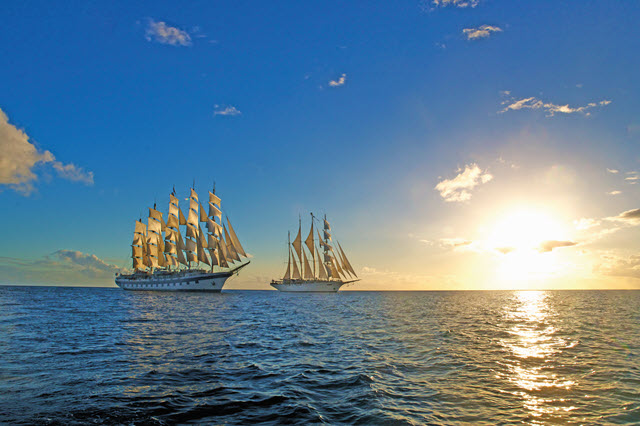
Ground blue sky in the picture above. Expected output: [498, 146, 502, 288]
[1, 0, 640, 289]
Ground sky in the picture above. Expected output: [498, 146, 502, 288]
[1, 0, 640, 290]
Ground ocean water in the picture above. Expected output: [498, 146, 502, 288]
[1, 287, 639, 425]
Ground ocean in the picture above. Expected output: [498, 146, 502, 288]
[1, 287, 639, 425]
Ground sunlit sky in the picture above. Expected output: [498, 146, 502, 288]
[1, 1, 640, 289]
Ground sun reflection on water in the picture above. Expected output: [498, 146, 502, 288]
[499, 291, 577, 423]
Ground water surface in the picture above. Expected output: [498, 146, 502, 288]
[1, 287, 639, 424]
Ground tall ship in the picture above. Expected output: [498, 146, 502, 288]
[115, 185, 249, 291]
[270, 214, 359, 292]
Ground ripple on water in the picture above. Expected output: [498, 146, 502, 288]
[0, 288, 639, 425]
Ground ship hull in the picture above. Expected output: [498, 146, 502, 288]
[270, 280, 345, 293]
[115, 270, 233, 292]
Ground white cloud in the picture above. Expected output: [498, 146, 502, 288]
[0, 108, 93, 194]
[429, 0, 479, 8]
[434, 163, 493, 202]
[213, 105, 242, 116]
[499, 96, 611, 117]
[606, 168, 619, 174]
[329, 74, 347, 87]
[607, 208, 640, 224]
[607, 190, 622, 195]
[145, 19, 192, 46]
[463, 25, 502, 40]
[0, 250, 125, 286]
[594, 253, 640, 279]
[574, 218, 601, 230]
[52, 250, 125, 277]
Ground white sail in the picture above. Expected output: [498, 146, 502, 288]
[292, 223, 302, 264]
[227, 218, 247, 257]
[329, 257, 340, 279]
[207, 218, 222, 235]
[170, 193, 179, 206]
[199, 203, 208, 222]
[166, 214, 179, 229]
[186, 251, 198, 263]
[196, 232, 210, 265]
[132, 233, 144, 246]
[149, 208, 166, 230]
[283, 246, 292, 280]
[135, 221, 147, 234]
[303, 250, 313, 279]
[133, 257, 145, 269]
[185, 238, 197, 253]
[316, 244, 328, 280]
[186, 224, 198, 239]
[209, 191, 221, 206]
[209, 202, 222, 219]
[190, 188, 199, 201]
[187, 209, 199, 227]
[291, 252, 301, 280]
[148, 217, 162, 234]
[223, 225, 241, 261]
[305, 223, 315, 259]
[132, 245, 143, 258]
[164, 241, 177, 254]
[176, 243, 188, 266]
[217, 239, 229, 268]
[338, 242, 357, 277]
[324, 219, 331, 230]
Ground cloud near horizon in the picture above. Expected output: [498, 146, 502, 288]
[435, 163, 493, 202]
[0, 250, 125, 286]
[145, 19, 192, 46]
[463, 25, 502, 40]
[500, 96, 611, 117]
[0, 108, 93, 194]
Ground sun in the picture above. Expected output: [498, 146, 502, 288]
[484, 207, 570, 286]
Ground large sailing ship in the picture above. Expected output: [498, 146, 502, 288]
[115, 186, 249, 291]
[270, 214, 359, 292]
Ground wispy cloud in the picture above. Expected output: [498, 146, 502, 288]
[500, 95, 611, 117]
[435, 163, 493, 202]
[213, 105, 242, 116]
[145, 19, 192, 46]
[426, 0, 479, 9]
[538, 240, 578, 253]
[607, 208, 640, 224]
[606, 168, 619, 174]
[0, 108, 93, 195]
[463, 25, 502, 40]
[329, 74, 347, 87]
[594, 253, 640, 279]
[607, 190, 622, 196]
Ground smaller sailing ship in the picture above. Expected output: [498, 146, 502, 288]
[271, 214, 359, 292]
[115, 185, 249, 291]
